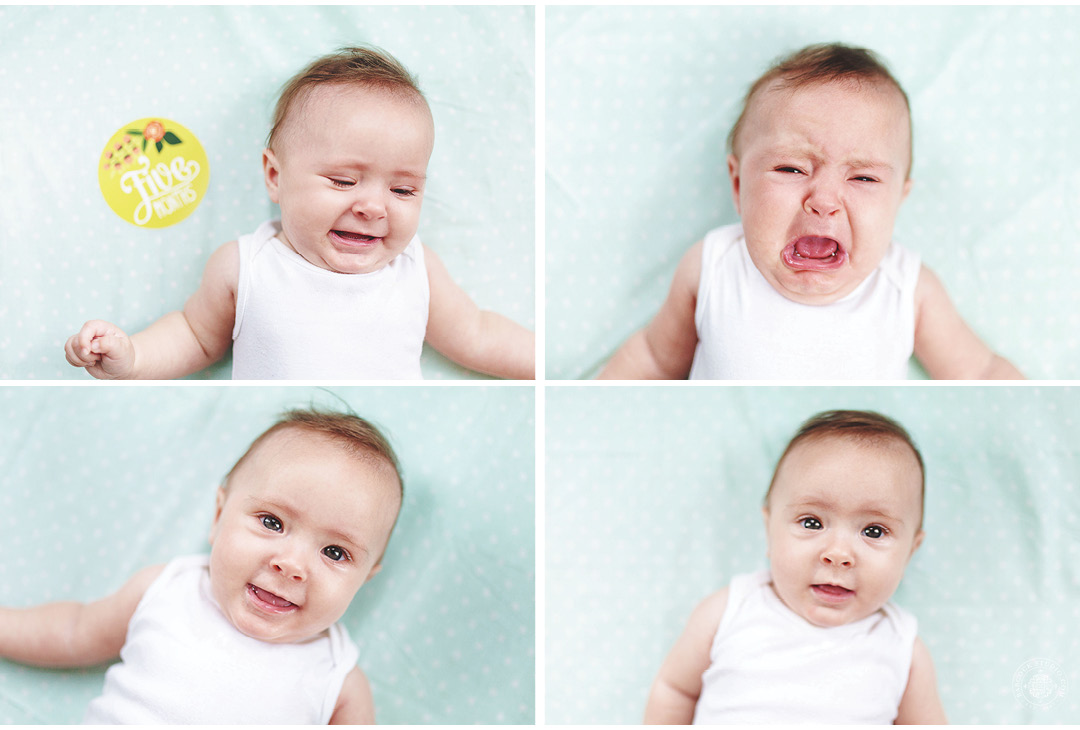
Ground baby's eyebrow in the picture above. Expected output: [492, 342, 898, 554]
[846, 158, 894, 171]
[769, 146, 894, 172]
[329, 159, 427, 182]
[326, 526, 369, 555]
[792, 498, 905, 526]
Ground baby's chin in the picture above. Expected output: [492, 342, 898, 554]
[766, 266, 862, 306]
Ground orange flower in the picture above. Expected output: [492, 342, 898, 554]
[143, 121, 166, 144]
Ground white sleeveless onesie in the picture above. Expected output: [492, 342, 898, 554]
[83, 554, 359, 724]
[688, 224, 921, 380]
[693, 570, 917, 724]
[231, 220, 429, 380]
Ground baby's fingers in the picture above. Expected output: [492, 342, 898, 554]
[64, 333, 100, 367]
[87, 334, 136, 379]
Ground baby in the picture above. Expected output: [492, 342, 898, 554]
[0, 408, 402, 723]
[65, 46, 534, 380]
[600, 43, 1022, 380]
[644, 410, 947, 724]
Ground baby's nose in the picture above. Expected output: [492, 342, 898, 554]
[352, 186, 387, 218]
[821, 541, 854, 567]
[804, 180, 842, 217]
[272, 556, 306, 581]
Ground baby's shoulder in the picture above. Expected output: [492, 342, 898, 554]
[685, 586, 731, 638]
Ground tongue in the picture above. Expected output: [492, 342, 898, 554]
[795, 236, 838, 259]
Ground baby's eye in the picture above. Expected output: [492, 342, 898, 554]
[800, 517, 823, 530]
[775, 166, 804, 175]
[322, 545, 350, 562]
[328, 178, 354, 189]
[862, 525, 887, 539]
[260, 514, 283, 532]
[851, 175, 880, 183]
[391, 187, 417, 197]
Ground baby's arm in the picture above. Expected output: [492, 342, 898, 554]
[644, 587, 728, 725]
[64, 241, 239, 379]
[598, 240, 702, 380]
[424, 246, 535, 379]
[330, 666, 376, 724]
[0, 564, 162, 668]
[912, 265, 1023, 380]
[894, 636, 948, 724]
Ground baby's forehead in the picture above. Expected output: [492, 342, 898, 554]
[788, 431, 918, 468]
[241, 427, 399, 488]
[778, 435, 923, 505]
[748, 79, 908, 146]
[284, 82, 429, 131]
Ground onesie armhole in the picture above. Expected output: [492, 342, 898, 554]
[232, 234, 251, 342]
[706, 572, 757, 662]
[322, 623, 362, 723]
[882, 601, 919, 687]
[693, 225, 742, 333]
[412, 236, 431, 316]
[231, 229, 274, 342]
[693, 235, 715, 333]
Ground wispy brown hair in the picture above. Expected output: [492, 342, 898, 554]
[267, 45, 427, 152]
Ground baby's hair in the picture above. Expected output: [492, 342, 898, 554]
[224, 407, 404, 499]
[728, 42, 912, 176]
[765, 410, 925, 522]
[267, 45, 427, 152]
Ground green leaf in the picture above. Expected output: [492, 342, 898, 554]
[126, 129, 143, 136]
[163, 132, 182, 145]
[142, 138, 148, 151]
[155, 141, 164, 153]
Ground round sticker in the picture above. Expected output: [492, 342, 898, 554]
[98, 118, 210, 228]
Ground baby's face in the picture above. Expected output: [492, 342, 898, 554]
[729, 79, 912, 305]
[762, 436, 924, 628]
[208, 428, 401, 644]
[263, 84, 434, 274]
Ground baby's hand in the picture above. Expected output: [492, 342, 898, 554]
[64, 320, 136, 379]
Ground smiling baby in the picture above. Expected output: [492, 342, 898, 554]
[0, 408, 401, 723]
[66, 46, 534, 380]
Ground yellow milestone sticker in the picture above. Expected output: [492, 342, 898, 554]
[99, 118, 210, 228]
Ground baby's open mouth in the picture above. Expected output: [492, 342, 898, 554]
[783, 236, 847, 271]
[248, 584, 298, 611]
[811, 583, 854, 603]
[331, 230, 380, 244]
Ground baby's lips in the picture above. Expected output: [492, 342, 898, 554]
[782, 236, 848, 271]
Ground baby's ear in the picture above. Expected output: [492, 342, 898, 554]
[263, 148, 282, 204]
[910, 528, 925, 555]
[901, 177, 913, 203]
[760, 507, 768, 557]
[727, 154, 742, 215]
[365, 562, 383, 582]
[208, 486, 227, 545]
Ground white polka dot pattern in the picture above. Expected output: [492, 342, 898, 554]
[0, 6, 533, 380]
[0, 386, 534, 723]
[546, 6, 1080, 379]
[546, 385, 1080, 723]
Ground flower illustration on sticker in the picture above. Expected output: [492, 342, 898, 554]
[125, 120, 184, 154]
[143, 121, 165, 143]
